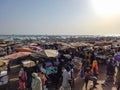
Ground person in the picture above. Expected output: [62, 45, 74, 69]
[18, 68, 27, 90]
[26, 69, 32, 90]
[116, 65, 120, 90]
[102, 59, 115, 86]
[91, 60, 99, 77]
[90, 74, 98, 89]
[80, 66, 85, 78]
[84, 70, 90, 90]
[6, 46, 9, 55]
[90, 51, 95, 65]
[38, 72, 47, 90]
[35, 61, 40, 73]
[62, 65, 72, 90]
[7, 63, 11, 75]
[31, 73, 42, 90]
[106, 59, 115, 82]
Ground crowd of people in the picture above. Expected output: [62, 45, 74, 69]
[1, 40, 120, 90]
[18, 52, 75, 90]
[16, 45, 120, 90]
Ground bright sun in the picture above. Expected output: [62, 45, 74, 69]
[91, 0, 120, 16]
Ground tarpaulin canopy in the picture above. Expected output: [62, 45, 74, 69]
[0, 60, 5, 67]
[70, 42, 87, 47]
[45, 49, 58, 57]
[30, 43, 38, 46]
[0, 44, 7, 47]
[15, 47, 34, 53]
[30, 49, 58, 59]
[5, 52, 32, 60]
[60, 43, 75, 50]
[29, 46, 42, 51]
[94, 42, 112, 46]
[29, 51, 46, 61]
[22, 60, 36, 68]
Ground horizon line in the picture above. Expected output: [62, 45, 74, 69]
[0, 34, 120, 36]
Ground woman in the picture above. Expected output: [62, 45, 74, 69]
[31, 73, 42, 90]
[91, 60, 99, 88]
[91, 60, 99, 77]
[38, 72, 47, 90]
[18, 68, 27, 90]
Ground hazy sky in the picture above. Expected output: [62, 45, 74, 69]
[0, 0, 120, 35]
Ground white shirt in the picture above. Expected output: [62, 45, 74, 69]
[62, 70, 71, 88]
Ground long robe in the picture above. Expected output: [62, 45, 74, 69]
[31, 73, 42, 90]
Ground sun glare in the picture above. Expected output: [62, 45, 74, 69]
[91, 0, 120, 16]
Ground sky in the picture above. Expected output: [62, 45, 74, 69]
[0, 0, 120, 35]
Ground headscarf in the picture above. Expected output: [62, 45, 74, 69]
[31, 73, 42, 90]
[91, 60, 98, 74]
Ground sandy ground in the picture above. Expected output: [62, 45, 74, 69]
[0, 64, 118, 90]
[74, 64, 117, 90]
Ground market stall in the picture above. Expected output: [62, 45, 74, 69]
[0, 60, 9, 88]
[4, 52, 32, 65]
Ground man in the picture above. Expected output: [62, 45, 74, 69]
[116, 65, 120, 90]
[62, 65, 72, 90]
[84, 70, 90, 90]
[106, 59, 115, 81]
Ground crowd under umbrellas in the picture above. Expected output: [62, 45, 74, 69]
[0, 37, 120, 90]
